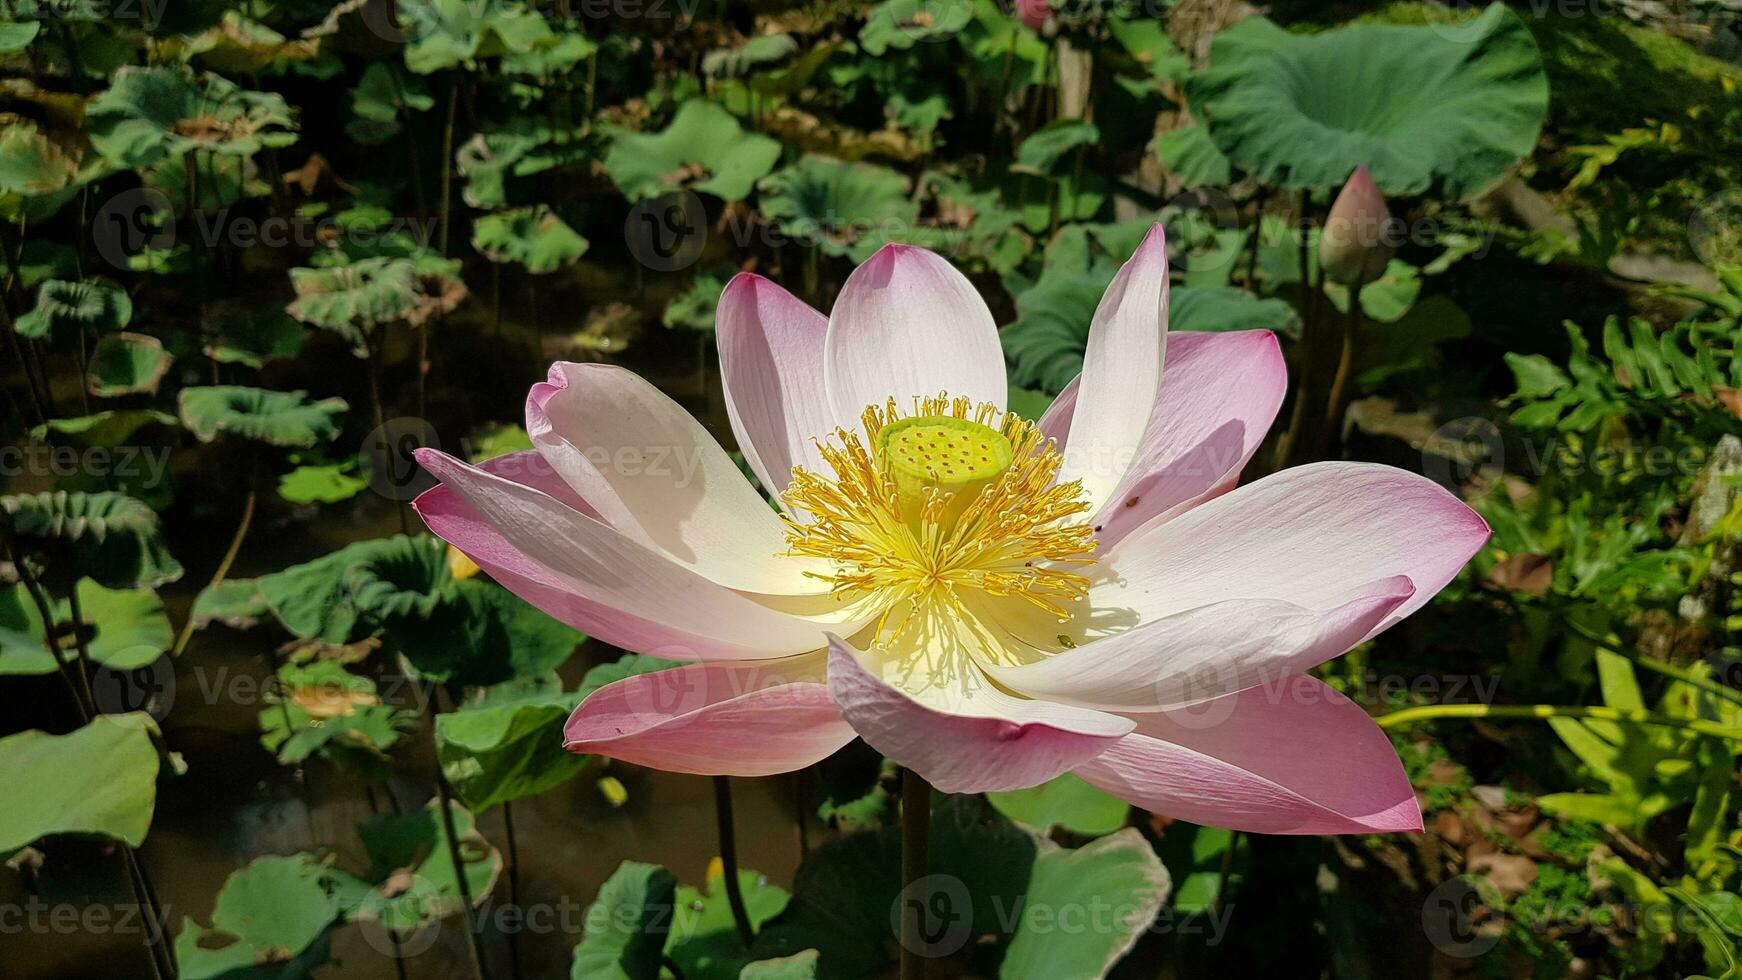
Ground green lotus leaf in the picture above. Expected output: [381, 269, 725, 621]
[188, 577, 268, 632]
[752, 795, 1037, 973]
[740, 951, 820, 979]
[666, 864, 791, 980]
[174, 854, 342, 980]
[664, 266, 735, 333]
[287, 256, 421, 338]
[87, 66, 298, 169]
[1106, 13, 1190, 85]
[86, 332, 173, 397]
[0, 580, 170, 675]
[0, 120, 84, 221]
[859, 0, 974, 56]
[703, 34, 798, 78]
[0, 21, 40, 53]
[1186, 5, 1547, 197]
[4, 490, 183, 590]
[1154, 823, 1247, 913]
[203, 305, 305, 367]
[1000, 223, 1124, 394]
[501, 27, 598, 77]
[256, 536, 412, 642]
[14, 277, 132, 343]
[338, 799, 503, 931]
[343, 533, 455, 622]
[467, 423, 534, 461]
[29, 409, 176, 447]
[1171, 285, 1301, 338]
[759, 155, 917, 262]
[175, 11, 323, 76]
[179, 386, 347, 448]
[399, 0, 552, 74]
[1005, 385, 1055, 423]
[576, 653, 681, 703]
[987, 773, 1130, 837]
[998, 829, 1170, 979]
[471, 205, 589, 274]
[571, 861, 680, 980]
[1153, 121, 1231, 188]
[259, 661, 414, 765]
[604, 100, 781, 203]
[0, 713, 161, 851]
[1016, 119, 1099, 173]
[436, 682, 589, 811]
[278, 463, 368, 505]
[346, 62, 433, 145]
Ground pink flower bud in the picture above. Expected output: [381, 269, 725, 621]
[1016, 0, 1050, 31]
[1320, 165, 1397, 287]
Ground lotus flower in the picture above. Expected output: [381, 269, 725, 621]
[412, 227, 1488, 834]
[1320, 165, 1398, 287]
[1016, 0, 1051, 31]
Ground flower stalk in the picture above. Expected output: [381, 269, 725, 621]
[713, 775, 757, 949]
[900, 768, 932, 980]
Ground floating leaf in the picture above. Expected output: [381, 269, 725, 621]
[87, 66, 298, 169]
[259, 661, 413, 765]
[571, 861, 679, 980]
[987, 773, 1130, 837]
[1186, 5, 1547, 197]
[3, 490, 183, 591]
[0, 580, 171, 676]
[0, 713, 161, 851]
[604, 100, 781, 203]
[175, 854, 341, 980]
[14, 278, 132, 342]
[179, 386, 347, 448]
[471, 206, 589, 274]
[86, 332, 173, 397]
[0, 119, 83, 221]
[278, 463, 368, 504]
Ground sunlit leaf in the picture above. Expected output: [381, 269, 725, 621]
[0, 713, 161, 851]
[604, 100, 781, 203]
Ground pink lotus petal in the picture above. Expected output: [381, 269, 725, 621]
[412, 448, 831, 660]
[1075, 675, 1422, 834]
[1039, 330, 1288, 547]
[983, 576, 1414, 711]
[564, 653, 854, 776]
[825, 244, 1005, 423]
[716, 273, 838, 499]
[1058, 224, 1169, 514]
[1095, 461, 1489, 634]
[527, 362, 827, 594]
[825, 637, 1132, 794]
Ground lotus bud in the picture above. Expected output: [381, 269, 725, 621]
[1320, 165, 1397, 287]
[1016, 0, 1050, 31]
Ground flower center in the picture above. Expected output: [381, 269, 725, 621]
[782, 393, 1097, 640]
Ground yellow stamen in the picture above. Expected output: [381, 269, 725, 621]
[781, 393, 1097, 643]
